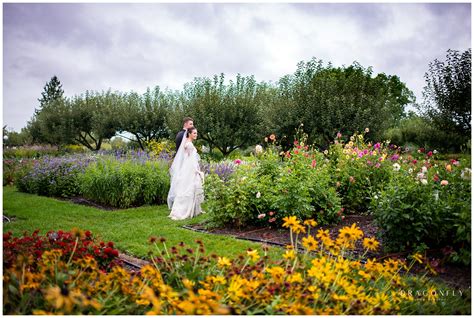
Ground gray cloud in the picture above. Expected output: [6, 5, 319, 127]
[3, 3, 471, 131]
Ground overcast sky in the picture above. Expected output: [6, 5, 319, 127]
[3, 2, 471, 131]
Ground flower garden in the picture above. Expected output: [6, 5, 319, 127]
[3, 130, 471, 314]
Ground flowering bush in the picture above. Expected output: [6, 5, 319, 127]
[370, 157, 471, 265]
[204, 137, 342, 228]
[78, 157, 170, 208]
[328, 131, 394, 212]
[146, 139, 175, 159]
[3, 158, 36, 186]
[3, 224, 470, 315]
[16, 155, 95, 197]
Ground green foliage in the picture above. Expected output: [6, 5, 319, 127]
[69, 90, 122, 151]
[328, 132, 394, 212]
[16, 157, 86, 198]
[420, 48, 471, 150]
[118, 86, 172, 150]
[3, 159, 35, 186]
[182, 74, 266, 156]
[370, 161, 471, 265]
[386, 111, 470, 153]
[78, 158, 170, 208]
[270, 58, 414, 149]
[203, 140, 341, 228]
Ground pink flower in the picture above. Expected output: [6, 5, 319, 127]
[440, 180, 449, 186]
[234, 159, 242, 165]
[373, 143, 381, 150]
[258, 213, 266, 219]
[269, 211, 275, 216]
[336, 132, 342, 139]
[427, 151, 433, 157]
[311, 159, 316, 168]
[269, 218, 276, 223]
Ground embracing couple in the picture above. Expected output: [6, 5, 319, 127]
[167, 117, 205, 220]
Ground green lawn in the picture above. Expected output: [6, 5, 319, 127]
[3, 186, 281, 259]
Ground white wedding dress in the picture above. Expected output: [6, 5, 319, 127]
[167, 136, 204, 220]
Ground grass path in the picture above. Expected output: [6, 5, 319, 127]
[3, 186, 278, 259]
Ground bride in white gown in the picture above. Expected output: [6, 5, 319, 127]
[167, 127, 204, 220]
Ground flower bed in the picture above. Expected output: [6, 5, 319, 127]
[3, 223, 470, 315]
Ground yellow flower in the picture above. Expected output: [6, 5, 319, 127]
[303, 219, 317, 227]
[302, 236, 318, 251]
[291, 224, 306, 234]
[411, 253, 424, 264]
[44, 285, 81, 313]
[427, 287, 439, 303]
[316, 228, 330, 241]
[282, 216, 299, 228]
[211, 275, 227, 285]
[358, 270, 371, 280]
[383, 259, 399, 272]
[287, 273, 303, 284]
[267, 266, 286, 282]
[363, 237, 380, 251]
[217, 256, 231, 268]
[338, 223, 364, 242]
[246, 249, 260, 262]
[283, 249, 296, 260]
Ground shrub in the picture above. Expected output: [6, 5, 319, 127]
[3, 159, 36, 186]
[204, 141, 341, 228]
[16, 155, 94, 197]
[78, 158, 170, 208]
[370, 159, 471, 265]
[328, 132, 394, 212]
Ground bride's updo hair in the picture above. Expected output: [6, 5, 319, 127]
[186, 127, 197, 137]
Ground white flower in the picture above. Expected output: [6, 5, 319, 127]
[461, 168, 471, 180]
[365, 127, 370, 133]
[255, 145, 263, 154]
[201, 145, 210, 153]
[374, 195, 379, 200]
[408, 168, 413, 173]
[433, 190, 439, 201]
[393, 163, 401, 171]
[256, 192, 261, 199]
[421, 179, 428, 185]
[433, 150, 438, 154]
[421, 166, 428, 174]
[324, 150, 328, 155]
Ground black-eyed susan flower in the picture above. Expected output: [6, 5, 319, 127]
[282, 216, 299, 228]
[363, 237, 380, 251]
[302, 236, 318, 251]
[246, 249, 260, 262]
[217, 256, 231, 268]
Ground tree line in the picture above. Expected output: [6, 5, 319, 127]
[5, 50, 471, 154]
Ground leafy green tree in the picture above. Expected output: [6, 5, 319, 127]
[117, 87, 171, 150]
[69, 90, 121, 151]
[37, 75, 64, 114]
[271, 58, 414, 149]
[182, 74, 266, 156]
[27, 76, 66, 144]
[34, 97, 75, 146]
[419, 48, 471, 150]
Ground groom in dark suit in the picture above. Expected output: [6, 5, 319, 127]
[175, 117, 194, 151]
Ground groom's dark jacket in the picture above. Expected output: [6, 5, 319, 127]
[175, 129, 186, 152]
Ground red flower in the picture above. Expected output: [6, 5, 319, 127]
[433, 174, 440, 182]
[107, 241, 114, 248]
[427, 151, 433, 157]
[85, 230, 92, 238]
